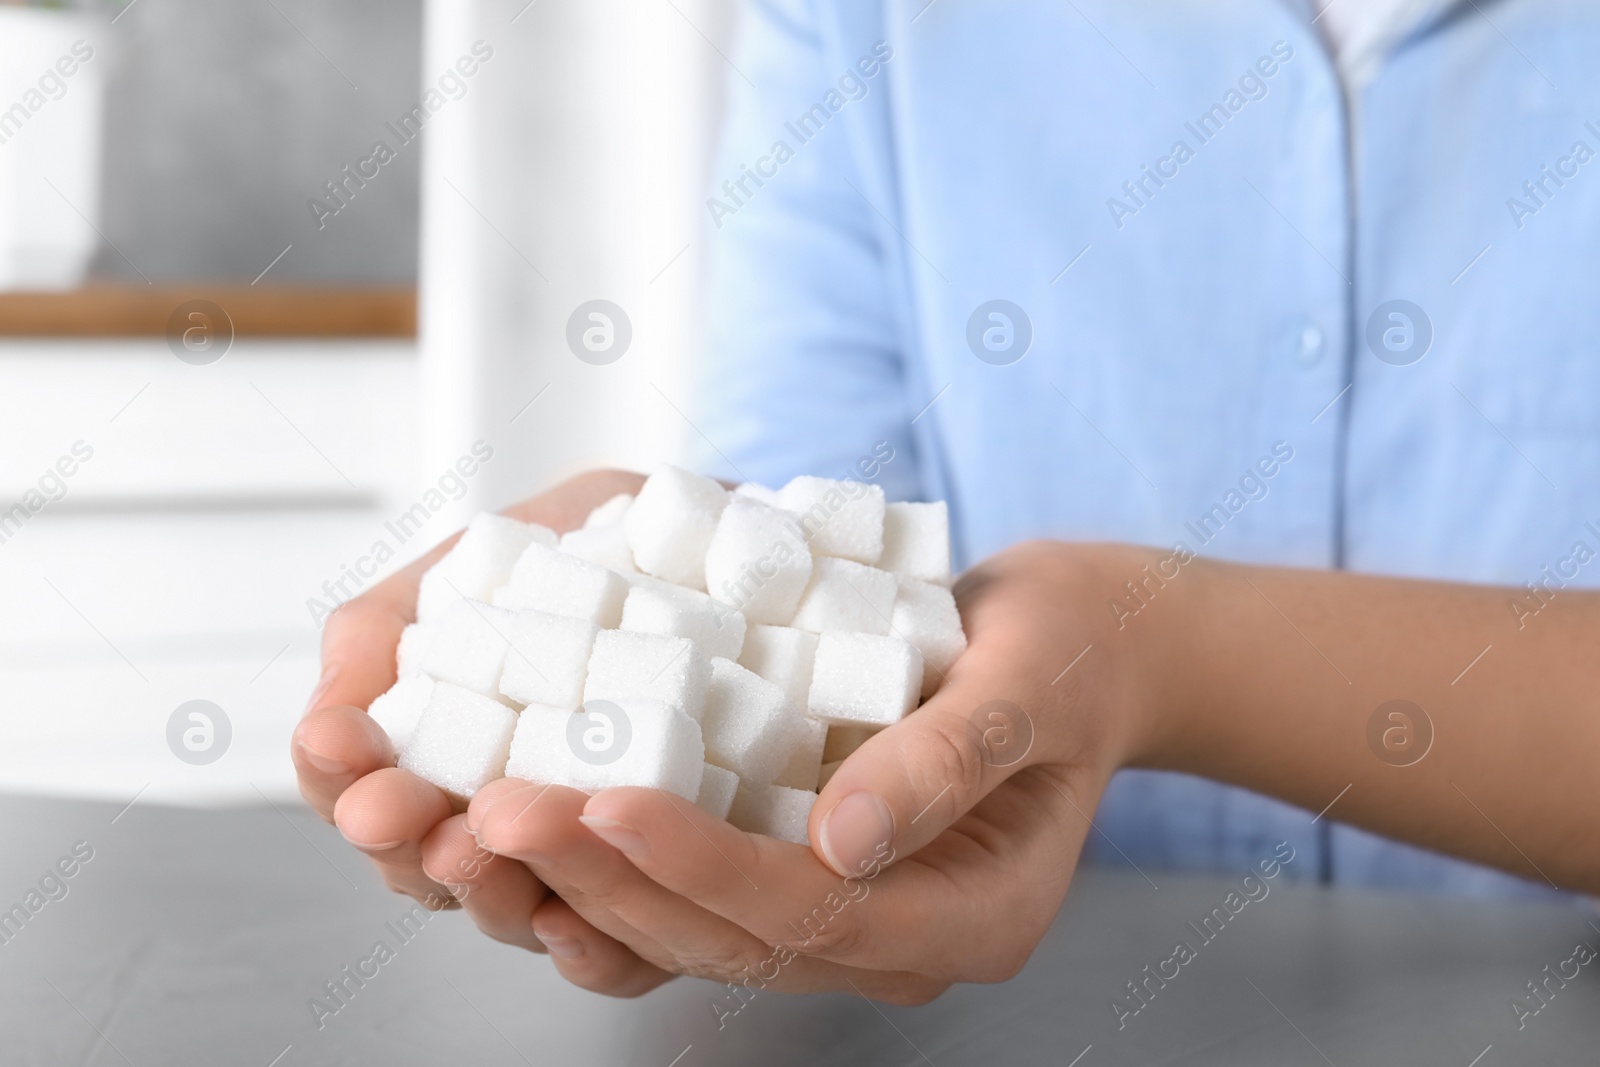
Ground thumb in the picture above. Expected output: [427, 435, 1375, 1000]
[807, 663, 1043, 878]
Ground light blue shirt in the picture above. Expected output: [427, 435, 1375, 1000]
[690, 0, 1599, 897]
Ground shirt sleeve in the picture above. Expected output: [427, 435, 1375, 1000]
[687, 0, 921, 501]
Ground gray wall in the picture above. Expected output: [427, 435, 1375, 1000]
[92, 0, 422, 283]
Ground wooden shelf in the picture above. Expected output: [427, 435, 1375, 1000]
[0, 285, 416, 338]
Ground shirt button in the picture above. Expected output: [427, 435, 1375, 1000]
[1297, 322, 1324, 366]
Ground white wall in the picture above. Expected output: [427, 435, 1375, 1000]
[419, 0, 736, 526]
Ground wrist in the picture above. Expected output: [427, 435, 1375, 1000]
[1060, 541, 1210, 774]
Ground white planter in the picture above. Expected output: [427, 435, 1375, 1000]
[0, 9, 105, 290]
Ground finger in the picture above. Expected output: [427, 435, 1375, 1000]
[812, 571, 1065, 877]
[420, 814, 550, 953]
[528, 884, 943, 1005]
[581, 776, 1088, 982]
[335, 767, 458, 904]
[292, 705, 395, 822]
[473, 782, 701, 969]
[476, 782, 928, 993]
[527, 896, 676, 998]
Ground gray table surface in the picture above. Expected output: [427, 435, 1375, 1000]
[1, 793, 1595, 1065]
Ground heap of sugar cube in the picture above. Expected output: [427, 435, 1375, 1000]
[365, 466, 966, 846]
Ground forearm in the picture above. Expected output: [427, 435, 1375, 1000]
[1118, 548, 1600, 892]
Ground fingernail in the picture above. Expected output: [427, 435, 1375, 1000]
[341, 834, 405, 853]
[304, 665, 340, 714]
[819, 791, 895, 878]
[471, 783, 542, 838]
[578, 815, 649, 859]
[538, 934, 585, 959]
[296, 741, 351, 777]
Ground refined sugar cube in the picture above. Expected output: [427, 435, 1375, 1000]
[420, 599, 518, 699]
[584, 629, 712, 722]
[593, 700, 704, 801]
[818, 759, 843, 789]
[503, 703, 584, 788]
[416, 514, 556, 621]
[778, 475, 886, 564]
[366, 674, 434, 753]
[498, 609, 600, 709]
[808, 632, 922, 727]
[695, 762, 740, 819]
[879, 501, 952, 586]
[584, 493, 634, 529]
[399, 682, 519, 800]
[505, 700, 705, 801]
[624, 466, 729, 589]
[891, 579, 968, 697]
[790, 558, 898, 635]
[823, 723, 882, 763]
[396, 622, 435, 678]
[774, 716, 827, 791]
[704, 497, 814, 625]
[737, 624, 818, 709]
[733, 482, 781, 506]
[729, 781, 816, 845]
[701, 658, 806, 783]
[559, 523, 636, 573]
[620, 582, 747, 662]
[496, 542, 628, 627]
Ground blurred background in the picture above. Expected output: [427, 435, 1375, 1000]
[0, 0, 735, 804]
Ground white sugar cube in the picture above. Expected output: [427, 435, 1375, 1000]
[729, 781, 816, 845]
[503, 703, 583, 788]
[879, 501, 952, 586]
[818, 760, 843, 789]
[583, 629, 712, 722]
[737, 624, 818, 709]
[701, 658, 806, 784]
[778, 475, 886, 564]
[505, 700, 705, 801]
[808, 632, 923, 727]
[366, 674, 434, 753]
[396, 622, 435, 678]
[704, 497, 814, 624]
[594, 700, 704, 801]
[891, 579, 968, 697]
[399, 682, 519, 800]
[695, 762, 740, 819]
[619, 582, 747, 662]
[774, 717, 827, 791]
[584, 493, 634, 529]
[624, 465, 729, 590]
[823, 723, 882, 763]
[420, 599, 518, 699]
[416, 513, 556, 621]
[789, 558, 898, 635]
[496, 542, 628, 627]
[733, 482, 781, 506]
[559, 524, 636, 573]
[498, 609, 599, 709]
